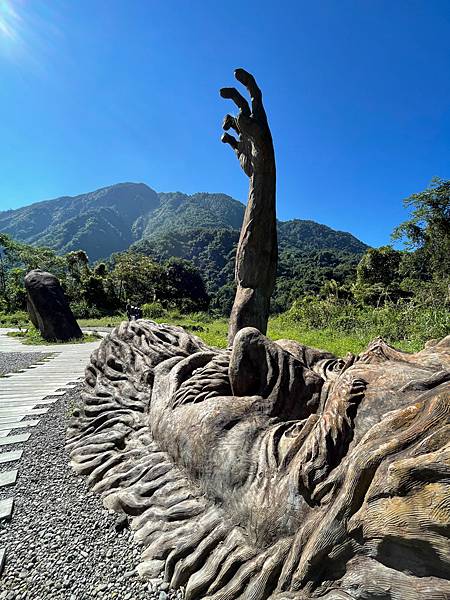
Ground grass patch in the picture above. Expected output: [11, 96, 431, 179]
[77, 313, 230, 348]
[76, 311, 425, 355]
[158, 313, 423, 355]
[286, 297, 448, 351]
[174, 315, 420, 355]
[7, 327, 101, 345]
[267, 315, 421, 355]
[160, 316, 229, 348]
[0, 311, 30, 328]
[78, 315, 125, 328]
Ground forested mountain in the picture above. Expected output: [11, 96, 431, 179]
[135, 192, 245, 239]
[0, 182, 366, 257]
[0, 184, 246, 259]
[132, 226, 364, 312]
[0, 182, 368, 311]
[0, 183, 159, 260]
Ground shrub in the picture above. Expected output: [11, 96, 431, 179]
[0, 310, 30, 327]
[70, 300, 102, 319]
[165, 308, 182, 321]
[142, 302, 166, 319]
[286, 296, 449, 347]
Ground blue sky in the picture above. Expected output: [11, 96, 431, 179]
[0, 0, 449, 247]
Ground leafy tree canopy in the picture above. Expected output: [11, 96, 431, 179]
[392, 177, 450, 279]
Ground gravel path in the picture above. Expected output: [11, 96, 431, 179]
[0, 353, 50, 377]
[0, 386, 182, 600]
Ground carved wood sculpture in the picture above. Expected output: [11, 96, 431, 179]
[221, 69, 277, 345]
[67, 71, 450, 599]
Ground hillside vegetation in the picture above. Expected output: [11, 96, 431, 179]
[0, 178, 448, 354]
[0, 183, 367, 312]
[0, 183, 365, 261]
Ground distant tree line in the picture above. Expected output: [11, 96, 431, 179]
[325, 177, 450, 307]
[0, 238, 209, 318]
[0, 178, 448, 344]
[286, 178, 449, 345]
[132, 231, 363, 315]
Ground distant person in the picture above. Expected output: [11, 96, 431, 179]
[125, 301, 132, 321]
[131, 305, 141, 320]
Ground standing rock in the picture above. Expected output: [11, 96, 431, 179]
[24, 269, 83, 342]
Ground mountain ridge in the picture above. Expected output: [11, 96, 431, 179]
[0, 182, 367, 262]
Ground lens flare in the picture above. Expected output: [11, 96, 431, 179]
[0, 1, 64, 72]
[0, 0, 21, 41]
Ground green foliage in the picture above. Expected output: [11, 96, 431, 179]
[75, 310, 425, 356]
[209, 283, 236, 315]
[142, 302, 166, 319]
[350, 180, 450, 330]
[356, 246, 402, 287]
[164, 257, 209, 312]
[353, 246, 407, 305]
[77, 315, 125, 328]
[107, 252, 209, 311]
[132, 228, 238, 296]
[0, 233, 210, 319]
[70, 300, 102, 319]
[139, 192, 244, 239]
[286, 296, 448, 349]
[0, 234, 66, 312]
[108, 251, 163, 305]
[7, 327, 100, 345]
[273, 248, 362, 312]
[267, 316, 379, 356]
[93, 262, 107, 277]
[166, 316, 228, 348]
[133, 229, 366, 314]
[0, 310, 30, 328]
[392, 177, 450, 279]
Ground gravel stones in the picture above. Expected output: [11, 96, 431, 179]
[0, 354, 50, 377]
[0, 386, 183, 600]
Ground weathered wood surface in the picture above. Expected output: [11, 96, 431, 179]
[221, 69, 277, 345]
[25, 269, 82, 341]
[67, 320, 450, 599]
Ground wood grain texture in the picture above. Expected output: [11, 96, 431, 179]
[220, 69, 277, 345]
[67, 321, 450, 599]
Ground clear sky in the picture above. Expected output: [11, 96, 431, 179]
[0, 0, 449, 247]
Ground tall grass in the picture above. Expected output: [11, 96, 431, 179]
[284, 297, 449, 352]
[42, 296, 450, 357]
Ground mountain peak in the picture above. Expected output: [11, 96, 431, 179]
[0, 184, 367, 262]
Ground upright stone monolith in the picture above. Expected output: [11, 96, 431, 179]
[25, 269, 82, 342]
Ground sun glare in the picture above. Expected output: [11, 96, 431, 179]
[0, 0, 59, 71]
[0, 0, 21, 41]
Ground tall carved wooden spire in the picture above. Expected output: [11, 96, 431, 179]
[220, 69, 277, 344]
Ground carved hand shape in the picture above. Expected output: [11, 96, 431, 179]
[220, 68, 272, 178]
